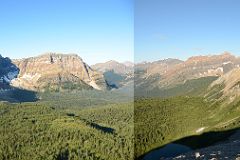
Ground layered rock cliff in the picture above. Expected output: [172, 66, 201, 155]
[11, 53, 108, 92]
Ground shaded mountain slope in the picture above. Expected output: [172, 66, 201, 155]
[92, 60, 133, 89]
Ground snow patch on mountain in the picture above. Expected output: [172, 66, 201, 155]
[7, 71, 19, 80]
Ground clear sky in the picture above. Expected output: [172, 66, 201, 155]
[135, 0, 240, 62]
[0, 0, 133, 65]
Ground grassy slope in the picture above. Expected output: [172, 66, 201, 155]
[135, 76, 218, 98]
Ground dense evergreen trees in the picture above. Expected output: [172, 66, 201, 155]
[0, 95, 133, 160]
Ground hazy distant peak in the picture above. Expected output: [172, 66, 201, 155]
[92, 60, 133, 75]
[222, 51, 233, 56]
[123, 61, 134, 67]
[187, 52, 235, 62]
[135, 58, 183, 66]
[153, 58, 183, 64]
[105, 60, 121, 64]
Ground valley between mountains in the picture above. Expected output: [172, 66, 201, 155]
[0, 53, 134, 160]
[1, 52, 240, 159]
[135, 52, 240, 159]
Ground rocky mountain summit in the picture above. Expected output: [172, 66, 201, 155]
[10, 53, 108, 92]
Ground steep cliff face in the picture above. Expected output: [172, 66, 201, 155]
[0, 55, 19, 86]
[11, 53, 108, 91]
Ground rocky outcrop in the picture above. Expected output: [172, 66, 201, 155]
[205, 67, 240, 103]
[11, 53, 108, 92]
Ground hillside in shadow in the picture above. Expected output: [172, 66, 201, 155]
[0, 55, 38, 103]
[140, 127, 240, 160]
[0, 87, 39, 103]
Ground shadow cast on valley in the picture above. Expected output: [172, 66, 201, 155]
[176, 128, 238, 149]
[139, 127, 240, 160]
[78, 118, 115, 134]
[0, 87, 39, 103]
[89, 122, 115, 134]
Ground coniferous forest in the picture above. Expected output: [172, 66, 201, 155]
[0, 91, 134, 160]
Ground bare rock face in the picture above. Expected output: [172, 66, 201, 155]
[206, 67, 240, 103]
[11, 53, 108, 92]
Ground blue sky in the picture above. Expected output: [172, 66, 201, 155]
[0, 0, 133, 64]
[135, 0, 240, 62]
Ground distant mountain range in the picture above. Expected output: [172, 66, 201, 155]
[0, 53, 133, 93]
[92, 60, 133, 75]
[2, 51, 240, 103]
[135, 52, 240, 102]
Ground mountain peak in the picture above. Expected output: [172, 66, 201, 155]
[123, 61, 134, 67]
[186, 52, 236, 63]
[222, 51, 233, 56]
[11, 53, 107, 91]
[92, 60, 133, 75]
[39, 52, 81, 59]
[106, 60, 120, 64]
[29, 53, 84, 65]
